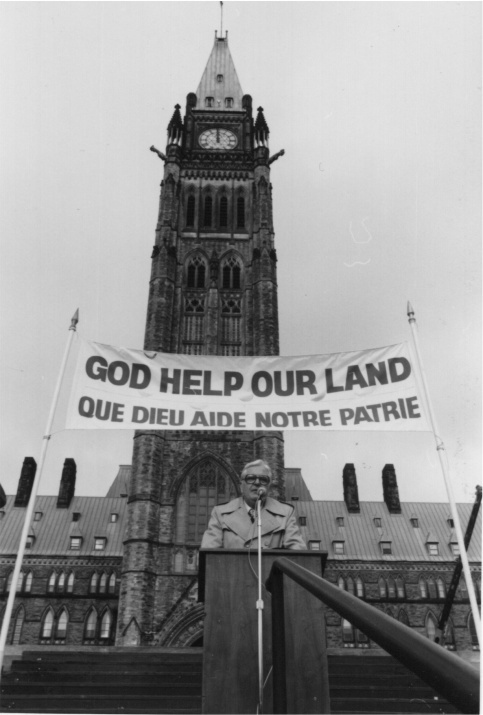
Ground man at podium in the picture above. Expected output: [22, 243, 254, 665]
[201, 459, 306, 550]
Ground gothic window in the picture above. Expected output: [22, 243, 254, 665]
[221, 296, 242, 356]
[40, 608, 55, 641]
[436, 578, 446, 598]
[89, 573, 98, 595]
[225, 97, 233, 108]
[56, 609, 68, 640]
[387, 578, 396, 599]
[183, 296, 205, 355]
[337, 576, 346, 590]
[99, 573, 108, 594]
[219, 196, 228, 227]
[47, 572, 56, 594]
[11, 606, 25, 645]
[175, 460, 237, 545]
[237, 197, 245, 228]
[426, 612, 438, 642]
[186, 195, 196, 227]
[24, 571, 33, 593]
[427, 577, 437, 599]
[356, 577, 365, 598]
[84, 608, 97, 641]
[108, 573, 116, 595]
[396, 578, 405, 598]
[57, 572, 65, 593]
[187, 255, 206, 289]
[346, 577, 355, 595]
[378, 577, 387, 598]
[100, 609, 113, 640]
[342, 619, 354, 645]
[203, 195, 213, 227]
[221, 255, 242, 289]
[398, 609, 410, 627]
[419, 577, 428, 599]
[67, 572, 75, 594]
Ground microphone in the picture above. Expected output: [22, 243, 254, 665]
[256, 487, 267, 500]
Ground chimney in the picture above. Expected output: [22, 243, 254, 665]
[57, 458, 76, 508]
[14, 457, 37, 507]
[382, 464, 401, 513]
[343, 463, 360, 513]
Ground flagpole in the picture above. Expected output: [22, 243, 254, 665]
[407, 302, 481, 646]
[0, 310, 79, 683]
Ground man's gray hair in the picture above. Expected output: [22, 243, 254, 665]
[241, 459, 272, 480]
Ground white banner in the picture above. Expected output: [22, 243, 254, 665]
[65, 339, 431, 432]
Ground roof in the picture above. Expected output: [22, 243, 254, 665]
[0, 495, 127, 557]
[284, 468, 313, 502]
[196, 34, 244, 110]
[292, 500, 481, 563]
[106, 465, 131, 498]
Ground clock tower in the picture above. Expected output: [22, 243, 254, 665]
[116, 32, 285, 646]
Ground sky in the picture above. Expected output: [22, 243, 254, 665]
[0, 1, 481, 505]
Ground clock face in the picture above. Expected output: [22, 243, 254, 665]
[199, 128, 238, 150]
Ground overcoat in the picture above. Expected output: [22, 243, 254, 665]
[200, 496, 306, 550]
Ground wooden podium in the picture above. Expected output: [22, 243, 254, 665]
[199, 549, 330, 714]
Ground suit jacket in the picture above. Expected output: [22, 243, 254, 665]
[200, 496, 306, 550]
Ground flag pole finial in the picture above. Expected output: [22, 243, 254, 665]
[220, 1, 223, 38]
[70, 309, 79, 330]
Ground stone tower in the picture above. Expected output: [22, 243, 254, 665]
[116, 33, 285, 646]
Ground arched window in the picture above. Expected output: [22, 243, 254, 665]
[219, 196, 228, 228]
[355, 577, 365, 598]
[236, 197, 245, 228]
[24, 571, 33, 593]
[427, 577, 437, 599]
[221, 255, 242, 290]
[387, 578, 396, 599]
[203, 195, 213, 227]
[67, 572, 75, 594]
[89, 573, 98, 594]
[398, 609, 410, 627]
[175, 460, 237, 544]
[99, 573, 108, 594]
[56, 609, 68, 639]
[444, 621, 456, 650]
[346, 577, 355, 595]
[436, 578, 446, 598]
[47, 572, 56, 594]
[57, 572, 65, 593]
[459, 577, 468, 599]
[378, 577, 387, 598]
[396, 577, 405, 598]
[337, 576, 346, 590]
[108, 573, 116, 595]
[426, 613, 438, 642]
[174, 550, 184, 573]
[419, 577, 428, 599]
[41, 609, 55, 640]
[84, 609, 97, 640]
[186, 195, 196, 227]
[6, 572, 13, 593]
[11, 606, 25, 645]
[100, 610, 112, 640]
[187, 255, 206, 289]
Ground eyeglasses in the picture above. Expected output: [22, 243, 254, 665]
[243, 475, 270, 485]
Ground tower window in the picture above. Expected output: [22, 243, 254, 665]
[221, 255, 242, 290]
[205, 97, 214, 108]
[186, 195, 196, 227]
[225, 97, 233, 108]
[110, 513, 118, 523]
[216, 74, 223, 83]
[203, 195, 213, 227]
[410, 518, 419, 528]
[219, 196, 228, 227]
[427, 543, 439, 556]
[70, 537, 82, 550]
[380, 541, 392, 555]
[187, 256, 206, 289]
[333, 541, 345, 555]
[373, 518, 382, 527]
[236, 197, 245, 228]
[94, 537, 107, 551]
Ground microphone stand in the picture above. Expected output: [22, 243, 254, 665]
[256, 492, 264, 714]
